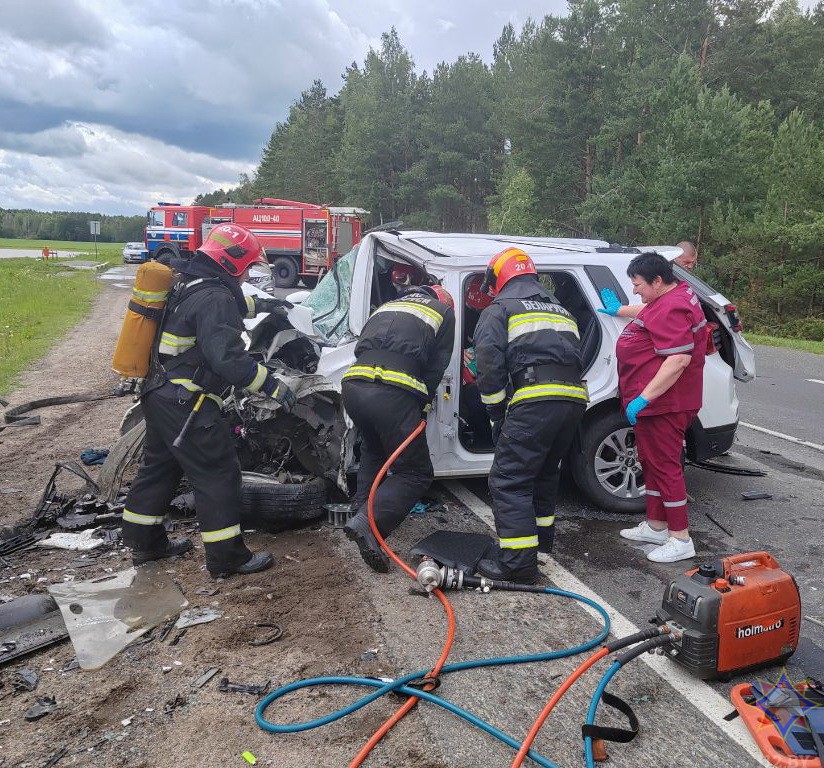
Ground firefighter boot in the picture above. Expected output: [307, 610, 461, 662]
[132, 538, 194, 566]
[475, 549, 538, 585]
[344, 512, 390, 574]
[209, 550, 274, 579]
[537, 522, 555, 554]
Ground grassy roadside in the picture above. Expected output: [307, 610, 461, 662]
[0, 259, 103, 396]
[0, 238, 124, 265]
[746, 333, 824, 355]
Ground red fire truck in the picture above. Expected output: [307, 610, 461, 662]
[145, 198, 369, 287]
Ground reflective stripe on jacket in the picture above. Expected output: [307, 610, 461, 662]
[344, 290, 455, 401]
[473, 275, 587, 417]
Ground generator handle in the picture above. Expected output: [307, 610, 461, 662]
[724, 551, 778, 571]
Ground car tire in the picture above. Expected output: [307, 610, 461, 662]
[240, 472, 327, 531]
[300, 275, 319, 289]
[569, 407, 646, 513]
[271, 256, 299, 288]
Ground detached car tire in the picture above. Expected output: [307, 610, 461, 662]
[240, 472, 327, 531]
[569, 408, 646, 514]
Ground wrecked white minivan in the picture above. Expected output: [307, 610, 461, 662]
[103, 231, 755, 520]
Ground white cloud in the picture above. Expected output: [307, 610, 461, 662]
[0, 122, 252, 215]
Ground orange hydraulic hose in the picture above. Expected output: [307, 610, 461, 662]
[509, 646, 610, 767]
[348, 419, 456, 768]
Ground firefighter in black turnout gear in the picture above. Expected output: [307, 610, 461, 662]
[473, 247, 588, 584]
[123, 224, 294, 578]
[342, 281, 456, 573]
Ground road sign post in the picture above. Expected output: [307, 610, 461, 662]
[89, 221, 100, 259]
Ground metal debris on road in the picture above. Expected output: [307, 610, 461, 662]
[191, 667, 221, 689]
[25, 695, 57, 720]
[174, 607, 221, 629]
[169, 629, 187, 646]
[704, 512, 734, 537]
[741, 490, 773, 501]
[218, 677, 271, 695]
[12, 668, 39, 691]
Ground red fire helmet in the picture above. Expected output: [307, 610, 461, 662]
[465, 274, 493, 310]
[481, 247, 536, 296]
[390, 263, 425, 287]
[198, 224, 267, 277]
[421, 284, 454, 310]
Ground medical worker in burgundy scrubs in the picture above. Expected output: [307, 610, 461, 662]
[600, 251, 707, 563]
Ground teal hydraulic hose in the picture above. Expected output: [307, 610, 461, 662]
[255, 588, 611, 766]
[583, 661, 621, 768]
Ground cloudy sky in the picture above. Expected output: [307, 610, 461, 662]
[0, 0, 817, 218]
[0, 0, 566, 217]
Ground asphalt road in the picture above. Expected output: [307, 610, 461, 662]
[458, 342, 824, 696]
[739, 344, 824, 448]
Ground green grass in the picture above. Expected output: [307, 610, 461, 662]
[746, 333, 824, 355]
[0, 259, 103, 395]
[0, 237, 124, 264]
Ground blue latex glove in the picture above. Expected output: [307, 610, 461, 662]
[597, 288, 623, 316]
[625, 395, 649, 426]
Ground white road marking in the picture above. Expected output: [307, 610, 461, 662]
[806, 379, 824, 385]
[739, 422, 824, 452]
[443, 480, 771, 767]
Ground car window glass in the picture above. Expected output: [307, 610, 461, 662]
[303, 246, 358, 344]
[172, 212, 188, 227]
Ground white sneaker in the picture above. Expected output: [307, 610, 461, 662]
[619, 520, 669, 545]
[647, 537, 695, 563]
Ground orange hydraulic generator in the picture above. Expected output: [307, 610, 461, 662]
[656, 552, 801, 680]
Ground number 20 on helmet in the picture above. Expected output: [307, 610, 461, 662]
[479, 247, 537, 296]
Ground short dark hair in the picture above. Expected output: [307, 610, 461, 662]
[627, 251, 675, 284]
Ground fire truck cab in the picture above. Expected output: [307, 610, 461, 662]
[145, 199, 368, 288]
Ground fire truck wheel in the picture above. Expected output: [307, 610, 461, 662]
[300, 275, 319, 288]
[271, 256, 299, 288]
[240, 472, 327, 530]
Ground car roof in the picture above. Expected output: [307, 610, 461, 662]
[370, 231, 682, 270]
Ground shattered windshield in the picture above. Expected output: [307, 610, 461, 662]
[303, 246, 357, 344]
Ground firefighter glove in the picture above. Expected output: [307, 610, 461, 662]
[254, 296, 293, 315]
[261, 375, 297, 412]
[490, 419, 503, 446]
[597, 288, 623, 316]
[625, 395, 649, 426]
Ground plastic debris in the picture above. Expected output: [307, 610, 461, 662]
[36, 529, 104, 551]
[121, 717, 133, 727]
[242, 752, 258, 765]
[48, 564, 188, 670]
[174, 607, 221, 629]
[191, 667, 221, 689]
[12, 668, 39, 691]
[25, 695, 57, 720]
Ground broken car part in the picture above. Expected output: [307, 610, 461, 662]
[174, 607, 222, 629]
[0, 392, 116, 432]
[0, 595, 69, 668]
[218, 677, 271, 695]
[48, 564, 188, 670]
[191, 667, 221, 689]
[25, 695, 57, 720]
[12, 668, 39, 691]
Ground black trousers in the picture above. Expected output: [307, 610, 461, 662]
[489, 399, 585, 575]
[122, 390, 252, 571]
[342, 380, 433, 538]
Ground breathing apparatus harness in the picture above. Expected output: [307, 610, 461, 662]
[254, 421, 683, 767]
